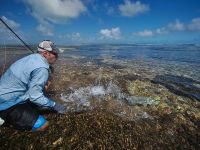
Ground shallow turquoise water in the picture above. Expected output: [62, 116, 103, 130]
[60, 44, 200, 101]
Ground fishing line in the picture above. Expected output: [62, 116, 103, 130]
[0, 17, 54, 74]
[1, 40, 7, 75]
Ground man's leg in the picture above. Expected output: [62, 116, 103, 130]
[0, 102, 49, 131]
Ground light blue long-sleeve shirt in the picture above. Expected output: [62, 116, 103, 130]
[0, 53, 55, 111]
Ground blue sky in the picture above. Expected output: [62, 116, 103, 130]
[0, 0, 200, 45]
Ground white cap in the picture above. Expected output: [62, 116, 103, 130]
[37, 40, 59, 54]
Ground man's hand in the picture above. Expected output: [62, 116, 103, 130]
[45, 81, 51, 91]
[53, 103, 66, 114]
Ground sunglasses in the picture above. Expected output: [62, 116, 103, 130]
[48, 51, 58, 58]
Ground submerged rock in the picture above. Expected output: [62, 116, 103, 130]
[125, 96, 159, 106]
[152, 74, 200, 101]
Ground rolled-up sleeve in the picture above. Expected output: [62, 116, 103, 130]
[28, 68, 55, 108]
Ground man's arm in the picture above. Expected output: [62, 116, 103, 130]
[28, 68, 55, 108]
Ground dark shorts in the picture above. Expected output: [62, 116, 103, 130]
[0, 102, 39, 131]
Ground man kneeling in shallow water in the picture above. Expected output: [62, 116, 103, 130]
[0, 40, 66, 131]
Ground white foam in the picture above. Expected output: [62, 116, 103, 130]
[90, 86, 105, 96]
[60, 81, 156, 120]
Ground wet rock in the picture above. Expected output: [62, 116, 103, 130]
[53, 137, 63, 146]
[152, 74, 200, 101]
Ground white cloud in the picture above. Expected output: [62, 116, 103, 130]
[188, 18, 200, 31]
[70, 32, 81, 40]
[59, 32, 81, 40]
[0, 16, 20, 29]
[168, 19, 185, 31]
[36, 24, 53, 36]
[156, 27, 168, 34]
[118, 0, 149, 17]
[135, 29, 153, 37]
[135, 18, 200, 38]
[155, 19, 185, 35]
[23, 0, 87, 24]
[100, 27, 121, 39]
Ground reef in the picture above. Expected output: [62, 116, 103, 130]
[0, 57, 200, 149]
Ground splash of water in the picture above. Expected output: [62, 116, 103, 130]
[60, 80, 158, 120]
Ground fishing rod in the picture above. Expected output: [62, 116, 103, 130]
[0, 17, 55, 73]
[0, 17, 34, 53]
